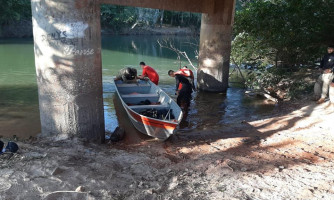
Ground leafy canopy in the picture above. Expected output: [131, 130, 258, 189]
[233, 0, 334, 68]
[0, 0, 31, 25]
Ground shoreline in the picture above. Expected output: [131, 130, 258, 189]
[0, 23, 198, 38]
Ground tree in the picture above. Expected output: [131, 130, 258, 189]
[135, 8, 160, 27]
[233, 0, 334, 68]
[0, 0, 31, 25]
[100, 5, 137, 31]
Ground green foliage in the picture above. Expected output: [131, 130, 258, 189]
[0, 0, 31, 25]
[232, 32, 275, 68]
[100, 5, 137, 31]
[245, 68, 284, 90]
[233, 0, 334, 68]
[1, 1, 201, 33]
[233, 0, 334, 99]
[162, 11, 201, 28]
[100, 5, 201, 30]
[288, 79, 314, 99]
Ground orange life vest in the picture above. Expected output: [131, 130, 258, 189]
[175, 68, 194, 79]
[175, 68, 194, 90]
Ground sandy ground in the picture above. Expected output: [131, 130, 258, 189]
[1, 99, 334, 200]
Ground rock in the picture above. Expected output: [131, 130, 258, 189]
[138, 181, 144, 188]
[0, 181, 12, 192]
[149, 181, 161, 190]
[75, 186, 85, 192]
[109, 127, 125, 142]
[24, 152, 47, 160]
[145, 189, 154, 194]
[168, 176, 178, 190]
[23, 178, 30, 182]
[52, 167, 65, 176]
[299, 189, 314, 199]
[241, 167, 248, 172]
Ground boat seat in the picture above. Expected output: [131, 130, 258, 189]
[116, 83, 150, 87]
[128, 104, 169, 109]
[121, 93, 158, 98]
[117, 83, 151, 94]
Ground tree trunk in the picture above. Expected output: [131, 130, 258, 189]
[160, 10, 164, 28]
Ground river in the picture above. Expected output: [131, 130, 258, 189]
[0, 35, 276, 139]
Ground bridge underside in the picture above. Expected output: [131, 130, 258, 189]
[31, 0, 235, 141]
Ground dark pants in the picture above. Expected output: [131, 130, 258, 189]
[177, 84, 192, 119]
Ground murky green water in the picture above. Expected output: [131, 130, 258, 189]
[0, 36, 275, 138]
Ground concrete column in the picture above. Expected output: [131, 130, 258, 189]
[31, 0, 105, 142]
[197, 0, 236, 92]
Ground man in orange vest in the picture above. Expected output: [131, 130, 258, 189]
[168, 68, 195, 119]
[175, 66, 195, 91]
[137, 62, 159, 85]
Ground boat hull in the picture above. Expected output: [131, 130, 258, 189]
[114, 80, 182, 140]
[125, 106, 177, 139]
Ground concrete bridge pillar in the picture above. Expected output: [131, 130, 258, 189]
[197, 0, 236, 93]
[31, 0, 105, 142]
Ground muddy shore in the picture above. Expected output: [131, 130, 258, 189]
[1, 99, 334, 199]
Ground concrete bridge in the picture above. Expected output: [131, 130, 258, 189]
[31, 0, 236, 142]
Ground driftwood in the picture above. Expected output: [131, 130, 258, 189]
[245, 90, 278, 103]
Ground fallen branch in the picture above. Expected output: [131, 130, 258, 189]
[245, 90, 278, 103]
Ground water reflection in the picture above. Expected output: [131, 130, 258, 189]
[102, 77, 117, 133]
[0, 84, 40, 138]
[173, 87, 277, 132]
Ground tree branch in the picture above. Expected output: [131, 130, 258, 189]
[157, 39, 198, 72]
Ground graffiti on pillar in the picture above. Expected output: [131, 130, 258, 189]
[40, 21, 96, 55]
[41, 31, 79, 46]
[53, 22, 88, 39]
[64, 46, 94, 56]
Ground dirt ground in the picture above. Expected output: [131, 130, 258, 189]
[1, 99, 334, 200]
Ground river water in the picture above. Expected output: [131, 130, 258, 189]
[0, 36, 276, 138]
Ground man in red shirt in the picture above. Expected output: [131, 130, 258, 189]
[137, 62, 159, 85]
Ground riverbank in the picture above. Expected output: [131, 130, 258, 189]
[1, 98, 333, 199]
[0, 22, 197, 38]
